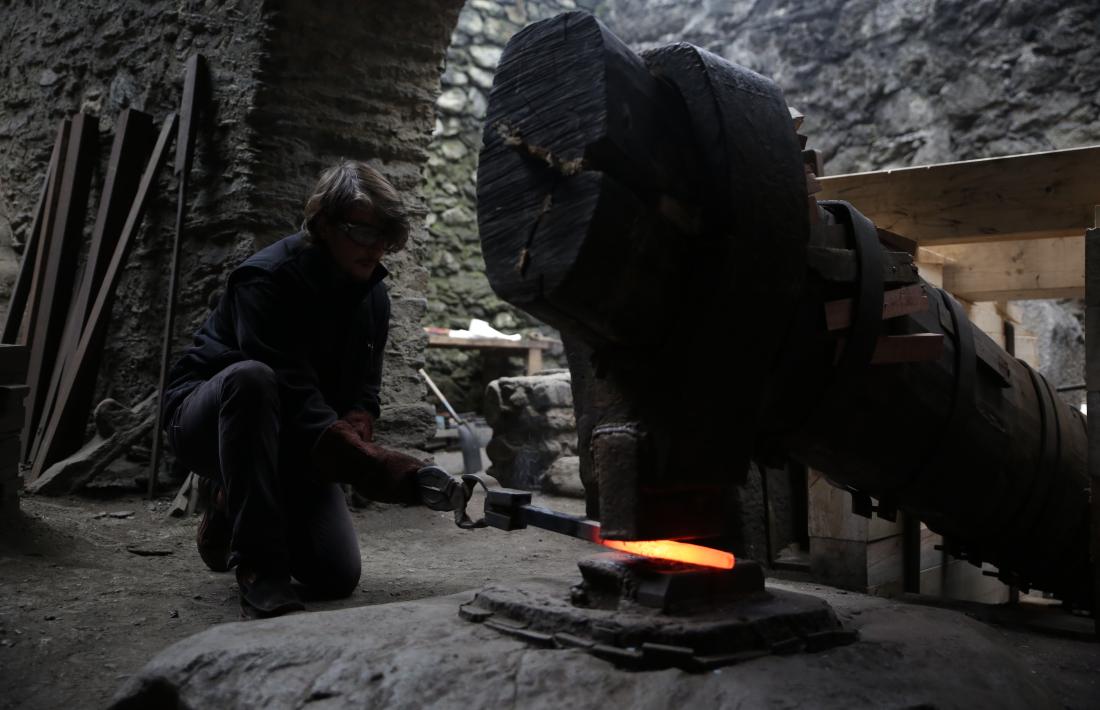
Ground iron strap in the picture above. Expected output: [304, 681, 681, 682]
[820, 200, 885, 377]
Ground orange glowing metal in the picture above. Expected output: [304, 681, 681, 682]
[598, 538, 736, 570]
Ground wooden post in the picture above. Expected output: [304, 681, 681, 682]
[526, 346, 543, 375]
[149, 54, 206, 497]
[1086, 205, 1100, 633]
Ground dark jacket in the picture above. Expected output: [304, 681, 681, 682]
[163, 232, 390, 451]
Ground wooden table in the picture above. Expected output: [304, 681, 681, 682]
[426, 333, 556, 375]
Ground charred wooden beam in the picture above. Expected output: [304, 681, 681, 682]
[478, 12, 1093, 607]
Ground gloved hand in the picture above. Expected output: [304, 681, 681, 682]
[415, 465, 464, 512]
[312, 420, 426, 503]
[342, 410, 374, 442]
[415, 465, 485, 528]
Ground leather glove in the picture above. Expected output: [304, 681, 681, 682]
[312, 420, 425, 503]
[342, 410, 374, 442]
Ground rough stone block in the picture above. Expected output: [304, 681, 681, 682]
[485, 372, 577, 489]
[541, 455, 583, 498]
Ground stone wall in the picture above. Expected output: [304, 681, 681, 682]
[0, 0, 268, 414]
[0, 0, 464, 455]
[595, 0, 1099, 172]
[591, 0, 1099, 389]
[421, 0, 587, 412]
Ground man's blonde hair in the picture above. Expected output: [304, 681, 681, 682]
[302, 159, 410, 252]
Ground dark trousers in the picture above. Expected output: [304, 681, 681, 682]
[167, 360, 361, 598]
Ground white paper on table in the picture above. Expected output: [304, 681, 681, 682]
[448, 318, 522, 341]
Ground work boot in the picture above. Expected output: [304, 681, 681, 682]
[236, 565, 305, 620]
[196, 477, 230, 573]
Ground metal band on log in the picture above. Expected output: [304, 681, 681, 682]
[478, 11, 1092, 605]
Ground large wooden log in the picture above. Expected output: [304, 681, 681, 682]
[478, 11, 1092, 606]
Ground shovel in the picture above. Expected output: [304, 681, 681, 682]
[418, 368, 484, 477]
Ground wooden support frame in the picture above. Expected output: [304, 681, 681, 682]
[818, 145, 1100, 245]
[935, 237, 1084, 301]
[811, 147, 1098, 606]
[28, 113, 178, 484]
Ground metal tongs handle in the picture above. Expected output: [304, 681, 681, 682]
[456, 472, 602, 542]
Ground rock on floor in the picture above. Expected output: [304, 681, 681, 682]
[110, 581, 1059, 709]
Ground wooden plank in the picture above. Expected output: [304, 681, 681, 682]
[937, 236, 1084, 301]
[825, 283, 929, 331]
[21, 113, 98, 462]
[1, 121, 67, 344]
[29, 109, 155, 469]
[817, 145, 1100, 245]
[12, 120, 71, 347]
[1086, 213, 1100, 635]
[29, 113, 178, 484]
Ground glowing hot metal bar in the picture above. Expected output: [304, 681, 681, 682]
[599, 538, 736, 570]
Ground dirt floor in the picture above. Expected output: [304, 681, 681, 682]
[1, 488, 1098, 709]
[0, 487, 593, 709]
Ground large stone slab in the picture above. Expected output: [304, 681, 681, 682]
[111, 581, 1059, 709]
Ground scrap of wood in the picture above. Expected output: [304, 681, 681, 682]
[817, 146, 1100, 245]
[27, 394, 157, 495]
[788, 106, 804, 130]
[168, 472, 199, 518]
[825, 283, 930, 331]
